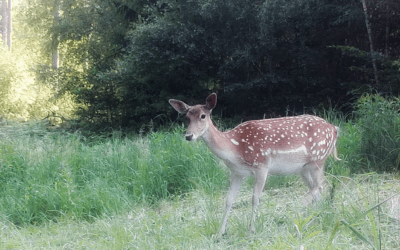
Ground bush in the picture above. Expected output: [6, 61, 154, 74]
[355, 94, 400, 172]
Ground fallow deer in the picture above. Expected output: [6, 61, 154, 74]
[169, 93, 340, 237]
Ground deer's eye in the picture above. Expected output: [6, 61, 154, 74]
[201, 114, 206, 119]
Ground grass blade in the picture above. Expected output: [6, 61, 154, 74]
[358, 192, 400, 219]
[340, 219, 377, 250]
[325, 220, 341, 250]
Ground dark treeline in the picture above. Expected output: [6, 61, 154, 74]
[49, 0, 400, 128]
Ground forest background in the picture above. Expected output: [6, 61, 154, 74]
[1, 0, 400, 129]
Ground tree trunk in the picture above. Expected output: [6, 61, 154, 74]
[1, 0, 7, 47]
[6, 0, 11, 51]
[361, 0, 379, 86]
[52, 0, 60, 69]
[385, 2, 389, 57]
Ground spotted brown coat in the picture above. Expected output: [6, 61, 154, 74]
[169, 93, 340, 237]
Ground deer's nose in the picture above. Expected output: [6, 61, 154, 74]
[185, 134, 193, 141]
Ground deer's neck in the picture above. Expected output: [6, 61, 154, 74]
[201, 123, 235, 161]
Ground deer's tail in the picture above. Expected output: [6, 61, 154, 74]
[332, 126, 341, 161]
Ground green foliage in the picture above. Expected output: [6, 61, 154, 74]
[0, 124, 226, 225]
[0, 49, 33, 120]
[52, 0, 365, 127]
[334, 122, 362, 174]
[3, 0, 400, 128]
[0, 0, 78, 122]
[24, 0, 396, 128]
[355, 94, 400, 172]
[331, 45, 400, 95]
[0, 48, 75, 121]
[110, 0, 358, 121]
[46, 0, 152, 127]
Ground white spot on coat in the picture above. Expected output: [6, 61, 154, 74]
[231, 139, 239, 145]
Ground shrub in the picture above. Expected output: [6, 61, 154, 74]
[355, 94, 400, 172]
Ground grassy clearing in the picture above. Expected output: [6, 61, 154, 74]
[1, 174, 399, 249]
[0, 114, 400, 249]
[0, 122, 227, 225]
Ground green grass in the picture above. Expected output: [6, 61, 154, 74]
[0, 123, 227, 225]
[1, 174, 399, 249]
[355, 94, 400, 173]
[0, 120, 400, 249]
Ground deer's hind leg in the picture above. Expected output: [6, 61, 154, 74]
[299, 160, 326, 205]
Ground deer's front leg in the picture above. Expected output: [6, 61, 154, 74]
[249, 168, 268, 233]
[218, 173, 244, 238]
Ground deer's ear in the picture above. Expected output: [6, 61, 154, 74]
[169, 99, 189, 114]
[205, 93, 217, 111]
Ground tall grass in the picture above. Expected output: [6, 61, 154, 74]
[355, 94, 400, 172]
[0, 124, 227, 225]
[2, 172, 399, 249]
[1, 112, 400, 249]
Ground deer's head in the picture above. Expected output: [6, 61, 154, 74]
[169, 93, 217, 141]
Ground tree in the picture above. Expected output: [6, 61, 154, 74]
[0, 0, 78, 121]
[110, 0, 359, 121]
[0, 0, 12, 50]
[46, 0, 400, 128]
[1, 0, 7, 47]
[361, 0, 379, 85]
[51, 0, 59, 68]
[7, 0, 11, 50]
[46, 0, 155, 126]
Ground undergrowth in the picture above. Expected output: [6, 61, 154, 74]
[1, 100, 400, 249]
[0, 124, 227, 225]
[355, 94, 400, 172]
